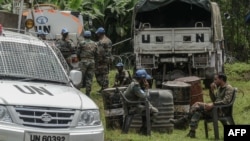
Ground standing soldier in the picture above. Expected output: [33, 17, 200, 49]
[95, 27, 112, 92]
[56, 28, 75, 69]
[77, 30, 98, 97]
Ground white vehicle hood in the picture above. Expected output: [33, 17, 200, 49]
[0, 81, 97, 109]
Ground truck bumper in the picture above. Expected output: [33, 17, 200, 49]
[0, 123, 104, 141]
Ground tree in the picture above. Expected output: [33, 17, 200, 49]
[77, 0, 138, 54]
[0, 0, 12, 12]
[213, 0, 250, 62]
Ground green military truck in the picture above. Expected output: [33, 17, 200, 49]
[132, 0, 225, 88]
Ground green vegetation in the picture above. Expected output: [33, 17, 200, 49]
[79, 63, 250, 141]
[1, 0, 250, 60]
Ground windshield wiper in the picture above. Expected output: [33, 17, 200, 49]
[0, 74, 68, 84]
[0, 75, 29, 80]
[21, 78, 68, 84]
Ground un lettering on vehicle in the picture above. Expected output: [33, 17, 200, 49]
[141, 33, 205, 43]
[35, 25, 51, 33]
[14, 85, 54, 96]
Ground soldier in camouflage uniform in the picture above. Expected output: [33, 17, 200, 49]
[50, 42, 70, 73]
[77, 31, 98, 97]
[35, 29, 70, 73]
[94, 27, 112, 92]
[113, 62, 132, 87]
[123, 69, 158, 135]
[56, 28, 75, 69]
[170, 72, 234, 138]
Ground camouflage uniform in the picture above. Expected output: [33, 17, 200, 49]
[188, 84, 234, 130]
[77, 39, 98, 96]
[123, 79, 158, 134]
[56, 39, 75, 68]
[49, 41, 70, 73]
[114, 69, 132, 87]
[95, 35, 112, 90]
[123, 80, 158, 118]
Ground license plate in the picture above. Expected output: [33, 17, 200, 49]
[25, 132, 69, 141]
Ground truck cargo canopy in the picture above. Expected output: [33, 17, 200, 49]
[134, 0, 224, 41]
[135, 0, 211, 13]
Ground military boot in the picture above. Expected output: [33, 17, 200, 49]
[169, 115, 189, 126]
[186, 130, 196, 138]
[138, 116, 148, 136]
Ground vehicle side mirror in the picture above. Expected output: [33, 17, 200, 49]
[69, 70, 82, 86]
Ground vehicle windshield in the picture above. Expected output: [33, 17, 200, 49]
[0, 40, 68, 83]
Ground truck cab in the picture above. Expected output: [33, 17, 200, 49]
[132, 0, 224, 88]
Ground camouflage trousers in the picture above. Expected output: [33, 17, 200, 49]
[128, 102, 159, 121]
[189, 102, 211, 130]
[95, 66, 109, 90]
[79, 60, 95, 96]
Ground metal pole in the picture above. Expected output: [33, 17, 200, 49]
[145, 98, 151, 136]
[17, 0, 24, 33]
[112, 38, 131, 47]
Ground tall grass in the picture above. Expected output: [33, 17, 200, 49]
[80, 63, 250, 141]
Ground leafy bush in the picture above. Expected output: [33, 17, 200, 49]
[224, 63, 250, 81]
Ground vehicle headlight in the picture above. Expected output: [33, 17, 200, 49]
[0, 106, 12, 123]
[77, 110, 101, 126]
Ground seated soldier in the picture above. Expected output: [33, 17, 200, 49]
[170, 72, 234, 138]
[114, 62, 132, 87]
[123, 69, 158, 135]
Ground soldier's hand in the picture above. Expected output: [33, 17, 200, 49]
[143, 79, 149, 89]
[204, 103, 214, 111]
[210, 82, 217, 91]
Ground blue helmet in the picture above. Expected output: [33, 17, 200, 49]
[116, 62, 124, 67]
[95, 27, 105, 34]
[83, 30, 91, 37]
[135, 70, 146, 78]
[139, 69, 152, 79]
[61, 28, 68, 34]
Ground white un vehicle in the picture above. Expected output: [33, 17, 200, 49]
[0, 30, 104, 141]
